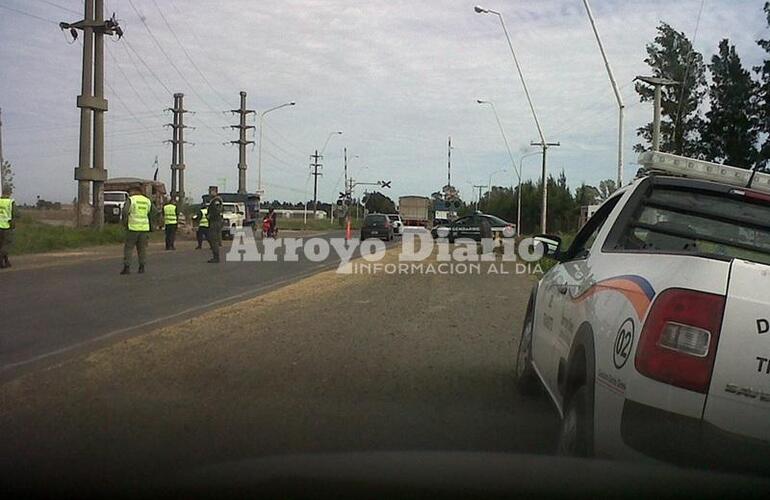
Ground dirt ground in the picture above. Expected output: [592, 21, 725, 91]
[0, 246, 558, 490]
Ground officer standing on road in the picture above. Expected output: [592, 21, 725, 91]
[206, 185, 224, 263]
[193, 204, 209, 250]
[162, 196, 179, 251]
[121, 186, 157, 275]
[0, 186, 18, 269]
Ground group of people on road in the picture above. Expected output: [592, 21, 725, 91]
[120, 185, 225, 275]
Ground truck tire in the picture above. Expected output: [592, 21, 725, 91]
[515, 295, 540, 396]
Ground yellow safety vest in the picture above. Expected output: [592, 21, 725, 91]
[128, 194, 151, 232]
[0, 198, 13, 230]
[163, 203, 178, 225]
[199, 208, 209, 228]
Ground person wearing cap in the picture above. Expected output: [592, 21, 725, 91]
[205, 185, 224, 263]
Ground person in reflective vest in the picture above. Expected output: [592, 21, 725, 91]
[121, 186, 157, 275]
[163, 197, 179, 251]
[193, 205, 209, 250]
[0, 186, 18, 269]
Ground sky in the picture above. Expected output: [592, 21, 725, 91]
[0, 0, 768, 205]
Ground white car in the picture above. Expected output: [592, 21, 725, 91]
[387, 214, 404, 235]
[221, 202, 246, 240]
[516, 151, 770, 475]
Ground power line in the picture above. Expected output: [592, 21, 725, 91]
[105, 44, 160, 117]
[31, 0, 80, 15]
[673, 0, 706, 139]
[149, 0, 232, 107]
[123, 38, 172, 95]
[126, 0, 221, 115]
[119, 39, 167, 107]
[0, 4, 59, 24]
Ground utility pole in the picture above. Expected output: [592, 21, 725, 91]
[165, 93, 188, 202]
[635, 76, 679, 152]
[447, 136, 452, 189]
[530, 141, 560, 233]
[310, 150, 323, 216]
[60, 0, 121, 229]
[230, 91, 255, 195]
[473, 184, 485, 211]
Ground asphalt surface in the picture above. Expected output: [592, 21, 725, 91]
[0, 229, 392, 375]
[0, 242, 560, 495]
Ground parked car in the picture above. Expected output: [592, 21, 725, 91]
[361, 213, 394, 241]
[431, 213, 515, 242]
[516, 151, 770, 476]
[387, 214, 404, 235]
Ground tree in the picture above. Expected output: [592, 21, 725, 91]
[598, 179, 617, 201]
[1, 160, 13, 194]
[363, 191, 396, 214]
[574, 183, 600, 207]
[755, 3, 770, 167]
[634, 23, 707, 157]
[701, 39, 759, 168]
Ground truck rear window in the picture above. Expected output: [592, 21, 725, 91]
[612, 186, 770, 265]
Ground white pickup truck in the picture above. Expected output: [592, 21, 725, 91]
[221, 202, 246, 240]
[518, 151, 770, 476]
[103, 191, 129, 223]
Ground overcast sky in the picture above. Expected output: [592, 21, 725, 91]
[1, 0, 768, 205]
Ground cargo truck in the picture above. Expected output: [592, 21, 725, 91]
[398, 196, 431, 227]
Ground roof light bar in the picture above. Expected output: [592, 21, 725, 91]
[638, 151, 770, 195]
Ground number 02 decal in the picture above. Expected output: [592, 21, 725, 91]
[613, 319, 635, 369]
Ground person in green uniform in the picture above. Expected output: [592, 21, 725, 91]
[0, 186, 18, 269]
[121, 186, 157, 275]
[206, 185, 224, 263]
[193, 204, 209, 250]
[162, 197, 178, 250]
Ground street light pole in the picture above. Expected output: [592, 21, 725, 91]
[582, 0, 625, 187]
[477, 99, 522, 233]
[517, 151, 542, 235]
[475, 5, 552, 233]
[321, 131, 343, 155]
[257, 101, 295, 194]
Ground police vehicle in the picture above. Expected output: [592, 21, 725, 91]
[517, 152, 770, 475]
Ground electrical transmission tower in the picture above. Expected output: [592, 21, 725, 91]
[165, 93, 188, 202]
[310, 150, 323, 215]
[230, 91, 255, 195]
[60, 0, 122, 228]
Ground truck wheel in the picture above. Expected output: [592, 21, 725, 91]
[557, 385, 593, 457]
[515, 295, 539, 396]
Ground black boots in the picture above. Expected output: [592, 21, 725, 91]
[138, 264, 145, 274]
[120, 265, 130, 275]
[0, 256, 8, 269]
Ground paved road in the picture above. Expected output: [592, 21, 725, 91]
[1, 244, 559, 494]
[0, 230, 395, 374]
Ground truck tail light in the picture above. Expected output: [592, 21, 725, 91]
[635, 289, 725, 393]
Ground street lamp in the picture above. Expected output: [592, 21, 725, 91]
[475, 5, 555, 234]
[582, 0, 624, 187]
[321, 131, 343, 155]
[477, 98, 522, 234]
[517, 151, 542, 234]
[257, 101, 296, 194]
